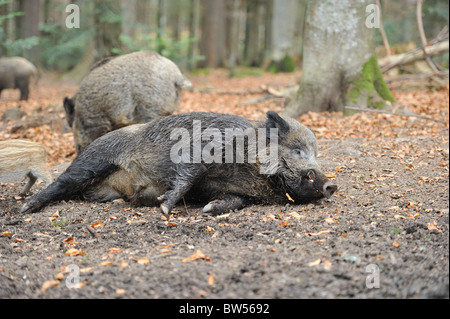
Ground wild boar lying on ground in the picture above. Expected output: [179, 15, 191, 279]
[0, 140, 52, 196]
[63, 50, 192, 154]
[0, 57, 38, 101]
[21, 112, 337, 215]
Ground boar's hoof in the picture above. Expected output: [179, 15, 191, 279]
[160, 203, 170, 215]
[20, 203, 32, 214]
[202, 203, 215, 215]
[157, 194, 167, 203]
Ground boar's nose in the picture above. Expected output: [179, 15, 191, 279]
[323, 182, 337, 198]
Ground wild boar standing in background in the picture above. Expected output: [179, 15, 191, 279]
[21, 111, 337, 215]
[0, 140, 53, 196]
[63, 51, 192, 154]
[0, 57, 38, 101]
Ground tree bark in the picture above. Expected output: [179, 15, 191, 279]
[93, 0, 122, 61]
[199, 0, 226, 68]
[284, 0, 394, 117]
[188, 0, 200, 70]
[121, 0, 137, 38]
[225, 0, 241, 69]
[270, 0, 298, 62]
[19, 0, 41, 64]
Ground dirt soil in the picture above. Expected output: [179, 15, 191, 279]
[0, 71, 449, 299]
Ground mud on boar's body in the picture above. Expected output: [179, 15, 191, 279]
[0, 57, 38, 101]
[0, 140, 52, 196]
[64, 50, 192, 154]
[22, 112, 337, 215]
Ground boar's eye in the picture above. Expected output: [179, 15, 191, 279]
[292, 148, 308, 159]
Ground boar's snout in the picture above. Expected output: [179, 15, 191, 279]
[289, 169, 337, 203]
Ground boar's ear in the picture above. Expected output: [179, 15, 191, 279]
[63, 97, 75, 128]
[266, 111, 290, 139]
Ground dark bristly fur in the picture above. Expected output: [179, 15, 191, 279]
[22, 112, 337, 215]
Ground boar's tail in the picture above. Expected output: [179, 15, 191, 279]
[21, 155, 119, 214]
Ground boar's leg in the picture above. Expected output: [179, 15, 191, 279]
[202, 194, 247, 216]
[20, 172, 38, 196]
[16, 78, 30, 101]
[158, 164, 207, 215]
[21, 154, 118, 214]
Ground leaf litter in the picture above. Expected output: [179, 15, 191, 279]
[0, 72, 448, 298]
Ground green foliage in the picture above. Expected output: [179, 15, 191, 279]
[113, 30, 204, 69]
[229, 67, 265, 78]
[39, 22, 93, 71]
[376, 0, 449, 47]
[190, 68, 210, 76]
[50, 220, 68, 228]
[0, 0, 39, 56]
[268, 55, 297, 73]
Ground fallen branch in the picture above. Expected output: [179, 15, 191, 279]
[344, 105, 448, 124]
[416, 0, 440, 73]
[379, 40, 449, 73]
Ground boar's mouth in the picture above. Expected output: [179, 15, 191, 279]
[283, 169, 337, 204]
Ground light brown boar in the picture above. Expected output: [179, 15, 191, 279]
[63, 51, 192, 154]
[0, 57, 38, 101]
[0, 140, 53, 196]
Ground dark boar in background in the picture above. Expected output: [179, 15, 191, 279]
[0, 57, 38, 101]
[22, 111, 337, 215]
[63, 51, 192, 154]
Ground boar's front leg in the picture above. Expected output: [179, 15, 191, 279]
[202, 194, 247, 216]
[20, 172, 38, 197]
[158, 164, 207, 215]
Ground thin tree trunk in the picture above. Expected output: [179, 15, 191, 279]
[199, 0, 226, 68]
[121, 0, 137, 38]
[225, 0, 241, 69]
[188, 0, 200, 70]
[270, 0, 298, 62]
[93, 0, 122, 60]
[20, 0, 41, 64]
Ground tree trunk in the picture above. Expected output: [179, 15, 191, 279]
[19, 0, 41, 64]
[93, 0, 122, 61]
[199, 0, 226, 68]
[188, 0, 200, 70]
[225, 0, 241, 69]
[244, 0, 264, 67]
[121, 0, 137, 38]
[156, 0, 165, 39]
[284, 0, 394, 117]
[270, 0, 298, 62]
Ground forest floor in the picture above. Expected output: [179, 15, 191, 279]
[0, 70, 448, 300]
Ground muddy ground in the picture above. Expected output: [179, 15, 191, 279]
[0, 73, 449, 300]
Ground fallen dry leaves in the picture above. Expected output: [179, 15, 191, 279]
[208, 274, 215, 286]
[91, 221, 105, 228]
[182, 250, 211, 263]
[64, 237, 79, 246]
[133, 257, 150, 265]
[65, 248, 86, 257]
[0, 72, 447, 187]
[41, 280, 60, 292]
